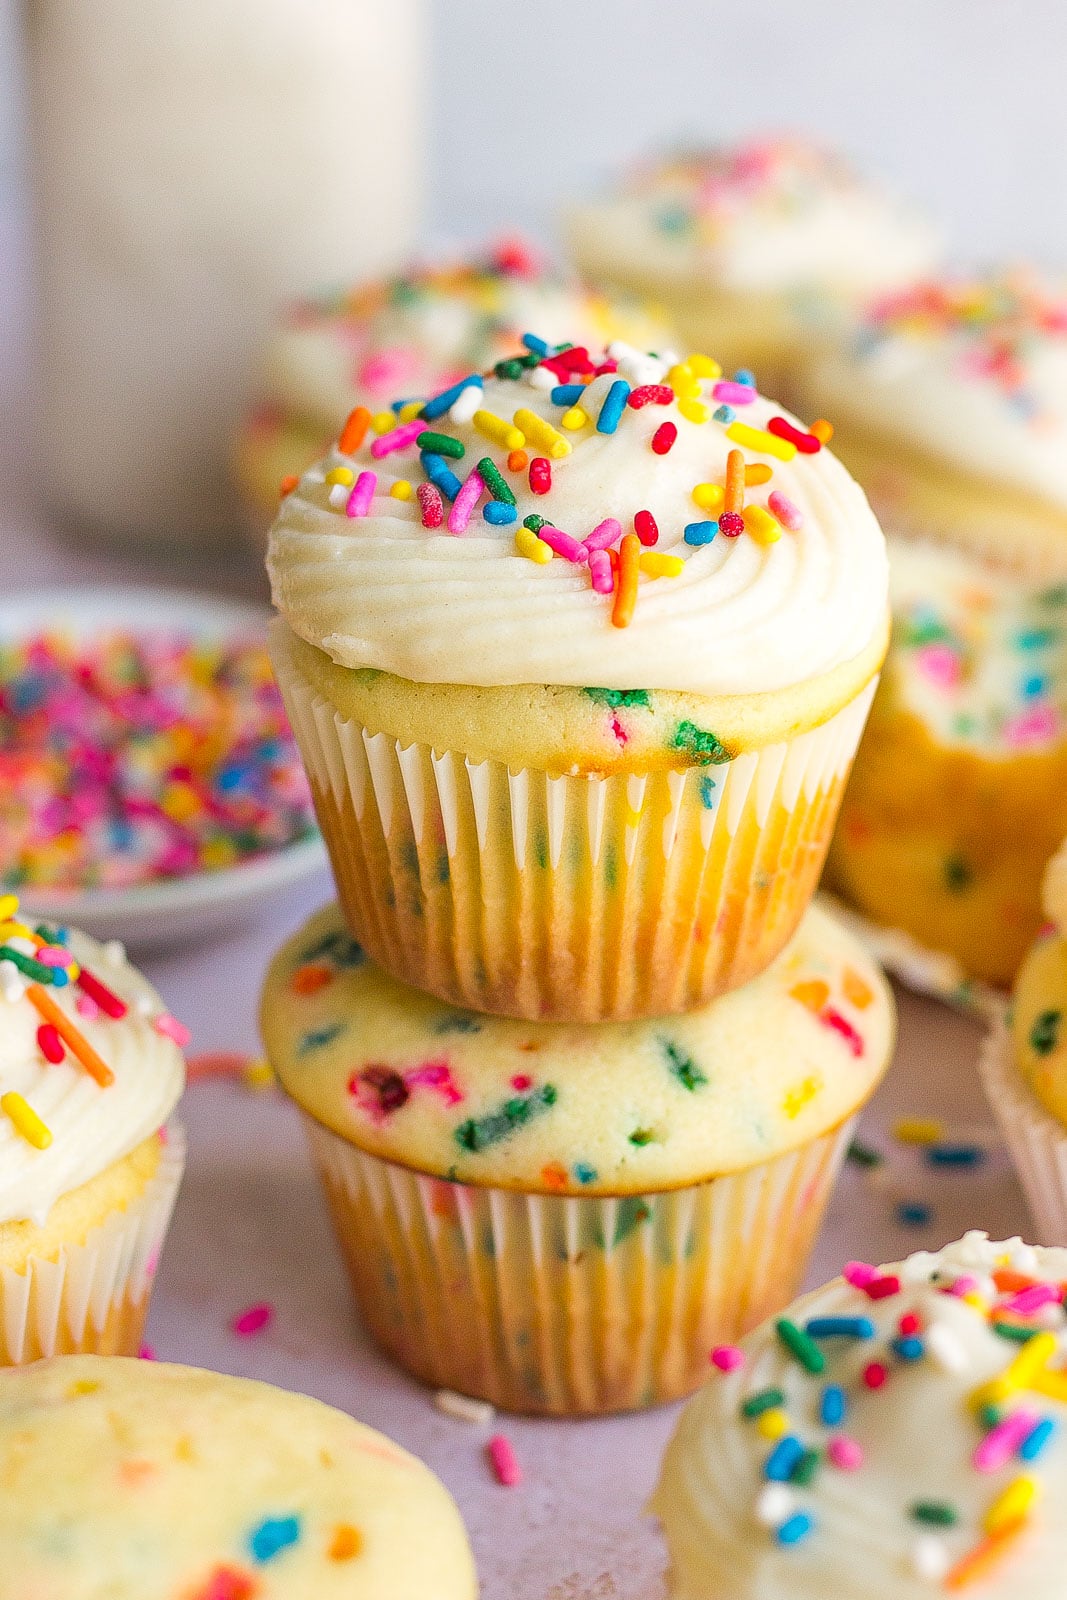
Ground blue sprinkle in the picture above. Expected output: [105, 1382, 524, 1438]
[776, 1511, 815, 1546]
[1016, 626, 1060, 651]
[713, 404, 735, 424]
[483, 500, 517, 525]
[820, 1385, 846, 1427]
[420, 374, 483, 421]
[550, 384, 585, 406]
[249, 1515, 301, 1563]
[891, 1336, 925, 1362]
[1023, 674, 1049, 700]
[522, 332, 550, 356]
[50, 968, 70, 988]
[596, 379, 631, 435]
[897, 1201, 933, 1226]
[805, 1317, 876, 1340]
[1020, 1416, 1057, 1462]
[298, 1022, 346, 1055]
[699, 775, 717, 809]
[684, 520, 718, 546]
[765, 1435, 805, 1482]
[574, 1162, 598, 1184]
[420, 452, 462, 501]
[925, 1143, 983, 1168]
[733, 368, 756, 387]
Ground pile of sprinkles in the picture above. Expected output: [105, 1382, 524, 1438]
[283, 335, 832, 631]
[714, 1241, 1067, 1588]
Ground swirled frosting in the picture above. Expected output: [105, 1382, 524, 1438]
[0, 920, 186, 1225]
[268, 343, 888, 696]
[652, 1233, 1067, 1600]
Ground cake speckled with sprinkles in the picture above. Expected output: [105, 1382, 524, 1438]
[268, 334, 890, 1021]
[260, 899, 894, 1414]
[652, 1232, 1067, 1598]
[0, 1355, 478, 1600]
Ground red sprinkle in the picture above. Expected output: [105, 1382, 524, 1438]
[634, 510, 659, 546]
[529, 457, 552, 495]
[231, 1302, 275, 1338]
[487, 1434, 522, 1487]
[592, 358, 619, 376]
[416, 481, 444, 528]
[864, 1275, 902, 1301]
[555, 346, 593, 374]
[36, 1023, 65, 1064]
[76, 967, 128, 1019]
[628, 384, 675, 409]
[899, 1311, 923, 1337]
[767, 416, 821, 453]
[718, 511, 745, 538]
[651, 422, 677, 455]
[820, 1006, 864, 1057]
[863, 1361, 889, 1390]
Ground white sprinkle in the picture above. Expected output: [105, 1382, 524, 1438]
[448, 384, 482, 425]
[7, 936, 35, 958]
[136, 994, 154, 1017]
[524, 364, 555, 391]
[0, 960, 27, 1003]
[103, 940, 126, 967]
[926, 1320, 970, 1374]
[912, 1534, 950, 1582]
[754, 1483, 796, 1528]
[1010, 1241, 1040, 1274]
[434, 1389, 495, 1426]
[328, 483, 349, 510]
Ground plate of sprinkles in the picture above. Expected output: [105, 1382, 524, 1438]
[0, 586, 327, 948]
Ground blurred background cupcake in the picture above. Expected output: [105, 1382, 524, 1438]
[807, 274, 1067, 988]
[0, 897, 186, 1364]
[0, 1354, 478, 1597]
[260, 899, 895, 1415]
[565, 136, 941, 401]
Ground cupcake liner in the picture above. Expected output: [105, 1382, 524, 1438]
[302, 1112, 854, 1416]
[274, 631, 877, 1020]
[980, 1016, 1067, 1244]
[0, 1122, 186, 1366]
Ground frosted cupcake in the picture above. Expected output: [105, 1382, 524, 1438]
[0, 896, 186, 1364]
[260, 900, 894, 1415]
[565, 136, 940, 398]
[268, 338, 889, 1021]
[807, 275, 1067, 987]
[237, 237, 674, 539]
[653, 1232, 1067, 1599]
[0, 1355, 477, 1598]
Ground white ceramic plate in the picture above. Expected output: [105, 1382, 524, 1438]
[0, 586, 329, 949]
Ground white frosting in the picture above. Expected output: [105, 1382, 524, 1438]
[653, 1233, 1067, 1600]
[0, 929, 186, 1225]
[268, 361, 888, 696]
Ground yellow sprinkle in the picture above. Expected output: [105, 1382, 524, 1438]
[1032, 1369, 1067, 1402]
[666, 363, 700, 398]
[325, 466, 355, 487]
[639, 552, 684, 578]
[473, 409, 525, 451]
[961, 1292, 988, 1313]
[561, 406, 589, 431]
[389, 480, 413, 500]
[972, 1330, 1058, 1408]
[0, 894, 19, 922]
[726, 421, 797, 461]
[893, 1117, 944, 1146]
[242, 1058, 276, 1093]
[984, 1475, 1039, 1535]
[692, 482, 725, 512]
[677, 397, 710, 424]
[515, 527, 553, 564]
[686, 353, 721, 379]
[743, 505, 782, 546]
[756, 1408, 790, 1440]
[68, 1378, 101, 1396]
[810, 418, 834, 444]
[2, 1092, 52, 1150]
[371, 411, 395, 435]
[783, 1075, 820, 1119]
[513, 407, 571, 460]
[398, 400, 423, 423]
[0, 921, 33, 942]
[744, 463, 773, 486]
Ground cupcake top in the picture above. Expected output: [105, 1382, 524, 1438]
[652, 1232, 1067, 1600]
[806, 275, 1067, 515]
[1010, 850, 1067, 1129]
[267, 339, 888, 698]
[0, 1355, 477, 1599]
[1044, 839, 1067, 930]
[565, 136, 939, 298]
[260, 901, 893, 1195]
[0, 897, 186, 1225]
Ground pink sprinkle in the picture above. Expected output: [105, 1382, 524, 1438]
[844, 1261, 878, 1289]
[538, 526, 588, 564]
[713, 381, 757, 405]
[416, 481, 444, 528]
[1005, 1284, 1062, 1316]
[447, 469, 486, 535]
[914, 643, 962, 689]
[76, 994, 101, 1020]
[510, 1074, 533, 1091]
[583, 517, 622, 553]
[370, 419, 423, 459]
[710, 1345, 745, 1373]
[36, 946, 71, 968]
[346, 470, 377, 518]
[588, 548, 614, 594]
[974, 1408, 1039, 1473]
[946, 1275, 979, 1298]
[828, 1435, 864, 1471]
[767, 490, 803, 531]
[138, 1343, 157, 1360]
[610, 713, 628, 745]
[406, 1059, 465, 1107]
[863, 1275, 902, 1302]
[820, 1006, 864, 1057]
[153, 1013, 191, 1048]
[488, 1434, 522, 1487]
[1005, 706, 1060, 749]
[232, 1302, 274, 1338]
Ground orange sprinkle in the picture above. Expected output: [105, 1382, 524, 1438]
[328, 1525, 362, 1561]
[26, 985, 114, 1087]
[339, 405, 372, 455]
[278, 474, 299, 498]
[541, 1161, 569, 1190]
[789, 980, 830, 1013]
[993, 1269, 1039, 1294]
[292, 964, 333, 996]
[507, 449, 529, 472]
[809, 418, 834, 444]
[842, 967, 875, 1009]
[944, 1519, 1027, 1590]
[612, 533, 640, 628]
[724, 448, 745, 514]
[744, 462, 773, 486]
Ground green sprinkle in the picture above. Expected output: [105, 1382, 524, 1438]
[0, 945, 60, 982]
[943, 854, 973, 892]
[660, 1038, 708, 1093]
[524, 513, 548, 534]
[792, 1448, 821, 1487]
[978, 1403, 1005, 1430]
[455, 1084, 557, 1153]
[416, 430, 465, 459]
[991, 1320, 1040, 1344]
[582, 687, 651, 709]
[1031, 1010, 1062, 1056]
[300, 928, 365, 968]
[493, 357, 525, 380]
[775, 1318, 826, 1375]
[698, 775, 717, 809]
[672, 720, 731, 765]
[629, 1128, 656, 1147]
[741, 1387, 785, 1419]
[297, 1023, 345, 1055]
[911, 1502, 959, 1527]
[476, 457, 516, 505]
[846, 1139, 884, 1169]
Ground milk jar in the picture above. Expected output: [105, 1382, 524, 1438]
[26, 0, 423, 551]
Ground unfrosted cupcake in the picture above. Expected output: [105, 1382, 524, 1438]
[652, 1232, 1067, 1599]
[565, 136, 940, 399]
[807, 275, 1067, 987]
[0, 1355, 477, 1598]
[0, 896, 186, 1364]
[236, 237, 674, 539]
[268, 338, 889, 1021]
[260, 900, 894, 1415]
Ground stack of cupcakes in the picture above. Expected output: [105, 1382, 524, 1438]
[262, 333, 898, 1413]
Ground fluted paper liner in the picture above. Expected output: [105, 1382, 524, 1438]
[274, 629, 877, 1020]
[981, 1016, 1067, 1244]
[0, 1122, 186, 1366]
[303, 1113, 854, 1416]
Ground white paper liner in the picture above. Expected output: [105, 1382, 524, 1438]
[980, 1015, 1067, 1244]
[0, 1121, 186, 1365]
[302, 1113, 855, 1415]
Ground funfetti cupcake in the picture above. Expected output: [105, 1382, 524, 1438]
[565, 136, 940, 399]
[0, 897, 186, 1364]
[652, 1232, 1067, 1600]
[236, 237, 674, 540]
[260, 900, 894, 1415]
[268, 339, 890, 1022]
[806, 275, 1067, 988]
[0, 1355, 477, 1599]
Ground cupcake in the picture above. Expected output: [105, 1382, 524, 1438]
[652, 1232, 1067, 1598]
[236, 237, 674, 540]
[0, 1354, 477, 1597]
[260, 900, 895, 1415]
[268, 338, 889, 1021]
[0, 897, 186, 1364]
[565, 136, 940, 399]
[808, 275, 1067, 988]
